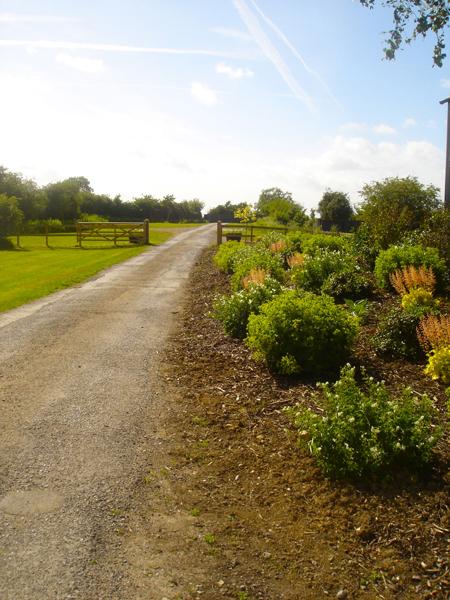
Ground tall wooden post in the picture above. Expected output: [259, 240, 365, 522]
[440, 97, 450, 209]
[45, 222, 49, 248]
[217, 221, 223, 245]
[144, 219, 150, 245]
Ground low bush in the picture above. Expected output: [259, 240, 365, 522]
[285, 364, 441, 479]
[291, 249, 372, 300]
[424, 347, 450, 385]
[245, 290, 358, 375]
[417, 314, 450, 385]
[0, 237, 14, 250]
[213, 241, 245, 273]
[301, 233, 350, 256]
[401, 287, 440, 316]
[230, 246, 285, 291]
[374, 245, 447, 291]
[372, 305, 424, 360]
[213, 277, 282, 339]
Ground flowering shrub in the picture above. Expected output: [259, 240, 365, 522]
[424, 347, 450, 385]
[301, 233, 350, 256]
[389, 265, 436, 295]
[372, 305, 424, 360]
[214, 241, 244, 273]
[245, 290, 358, 375]
[285, 365, 441, 479]
[212, 277, 282, 339]
[401, 287, 440, 315]
[291, 248, 372, 300]
[230, 246, 285, 291]
[374, 244, 447, 291]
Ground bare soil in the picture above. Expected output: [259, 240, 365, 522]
[155, 246, 449, 600]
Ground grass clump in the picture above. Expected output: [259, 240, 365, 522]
[245, 290, 358, 375]
[286, 364, 441, 480]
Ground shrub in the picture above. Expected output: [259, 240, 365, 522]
[285, 365, 441, 479]
[372, 305, 424, 360]
[292, 248, 372, 300]
[213, 277, 282, 339]
[301, 233, 350, 256]
[417, 314, 450, 352]
[213, 241, 244, 273]
[374, 244, 447, 291]
[245, 290, 358, 375]
[401, 288, 440, 316]
[424, 347, 450, 385]
[230, 246, 285, 291]
[389, 265, 436, 295]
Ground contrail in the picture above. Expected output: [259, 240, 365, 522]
[233, 0, 316, 113]
[0, 39, 247, 59]
[248, 0, 341, 109]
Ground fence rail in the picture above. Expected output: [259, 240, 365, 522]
[216, 221, 289, 245]
[76, 220, 150, 247]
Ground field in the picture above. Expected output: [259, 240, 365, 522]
[0, 223, 203, 313]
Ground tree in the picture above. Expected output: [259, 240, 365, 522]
[45, 177, 93, 222]
[256, 187, 306, 225]
[360, 1, 450, 67]
[0, 194, 23, 241]
[318, 190, 354, 229]
[0, 166, 46, 220]
[357, 176, 441, 249]
[204, 201, 247, 223]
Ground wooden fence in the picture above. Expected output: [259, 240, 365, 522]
[216, 221, 289, 245]
[76, 220, 150, 247]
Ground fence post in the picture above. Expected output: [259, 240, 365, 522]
[217, 221, 223, 245]
[16, 226, 20, 248]
[45, 222, 49, 248]
[144, 219, 150, 245]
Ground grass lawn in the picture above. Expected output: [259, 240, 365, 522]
[0, 227, 192, 313]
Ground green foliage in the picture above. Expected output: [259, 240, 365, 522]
[408, 209, 450, 269]
[372, 305, 424, 360]
[213, 241, 244, 273]
[234, 204, 256, 223]
[292, 248, 372, 300]
[401, 287, 440, 315]
[360, 1, 450, 67]
[213, 277, 282, 339]
[301, 233, 351, 255]
[424, 346, 450, 385]
[374, 244, 447, 290]
[357, 177, 441, 250]
[0, 194, 23, 239]
[286, 364, 441, 479]
[256, 187, 306, 225]
[318, 190, 354, 228]
[344, 299, 370, 324]
[230, 247, 285, 291]
[204, 200, 247, 223]
[245, 290, 358, 375]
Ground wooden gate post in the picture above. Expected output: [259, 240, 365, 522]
[144, 219, 150, 245]
[45, 222, 49, 248]
[217, 221, 223, 246]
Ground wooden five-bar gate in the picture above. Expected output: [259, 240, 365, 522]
[76, 220, 150, 247]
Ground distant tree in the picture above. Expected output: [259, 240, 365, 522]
[257, 187, 293, 216]
[357, 176, 441, 249]
[204, 201, 247, 222]
[359, 1, 450, 67]
[45, 177, 93, 222]
[318, 190, 354, 229]
[257, 187, 306, 225]
[0, 166, 46, 220]
[0, 194, 23, 241]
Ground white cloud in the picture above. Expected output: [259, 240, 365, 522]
[190, 82, 218, 107]
[55, 53, 105, 74]
[216, 62, 253, 79]
[403, 117, 417, 128]
[0, 13, 76, 23]
[0, 39, 248, 59]
[339, 122, 367, 133]
[440, 79, 450, 89]
[373, 123, 397, 135]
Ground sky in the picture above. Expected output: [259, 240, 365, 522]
[0, 0, 449, 211]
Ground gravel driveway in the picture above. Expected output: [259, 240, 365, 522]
[0, 225, 215, 600]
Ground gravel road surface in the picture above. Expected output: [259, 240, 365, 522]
[0, 225, 214, 600]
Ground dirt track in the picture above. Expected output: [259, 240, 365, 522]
[0, 225, 214, 600]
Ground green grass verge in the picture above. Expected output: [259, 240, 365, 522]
[0, 230, 178, 313]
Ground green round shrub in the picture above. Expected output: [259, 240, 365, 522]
[212, 277, 282, 339]
[213, 241, 245, 273]
[374, 244, 447, 291]
[230, 247, 285, 291]
[245, 290, 358, 375]
[372, 305, 424, 360]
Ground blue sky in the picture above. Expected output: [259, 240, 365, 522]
[0, 0, 449, 210]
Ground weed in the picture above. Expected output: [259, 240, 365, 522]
[191, 416, 209, 426]
[190, 507, 201, 517]
[204, 533, 216, 545]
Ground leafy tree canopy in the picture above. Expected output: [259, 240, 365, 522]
[360, 0, 450, 67]
[318, 190, 354, 225]
[357, 176, 441, 249]
[0, 194, 24, 238]
[257, 188, 306, 225]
